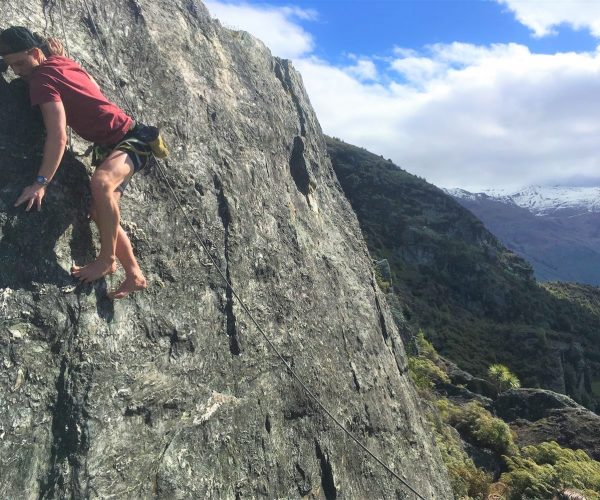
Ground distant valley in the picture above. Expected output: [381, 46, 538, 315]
[447, 186, 600, 285]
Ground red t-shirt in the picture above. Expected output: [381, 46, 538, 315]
[29, 56, 132, 145]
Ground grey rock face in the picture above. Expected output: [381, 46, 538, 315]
[494, 388, 581, 422]
[510, 407, 600, 461]
[439, 358, 497, 400]
[0, 1, 452, 498]
[495, 389, 600, 460]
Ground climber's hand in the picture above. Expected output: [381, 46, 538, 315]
[14, 184, 46, 212]
[47, 38, 65, 57]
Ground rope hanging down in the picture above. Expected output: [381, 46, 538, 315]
[76, 1, 428, 498]
[57, 0, 73, 151]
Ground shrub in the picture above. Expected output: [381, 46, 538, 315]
[374, 265, 392, 293]
[488, 363, 521, 392]
[416, 330, 438, 361]
[502, 441, 600, 500]
[407, 331, 448, 391]
[435, 425, 492, 499]
[438, 400, 516, 456]
[408, 356, 449, 390]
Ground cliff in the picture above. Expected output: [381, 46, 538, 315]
[0, 1, 452, 498]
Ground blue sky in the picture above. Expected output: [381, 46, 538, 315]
[205, 1, 600, 191]
[289, 0, 596, 61]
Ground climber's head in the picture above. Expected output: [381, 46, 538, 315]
[0, 26, 46, 80]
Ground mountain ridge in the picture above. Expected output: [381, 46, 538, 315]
[448, 185, 600, 216]
[447, 186, 600, 284]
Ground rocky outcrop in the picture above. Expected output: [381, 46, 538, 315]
[439, 358, 497, 400]
[510, 408, 600, 461]
[495, 389, 600, 460]
[494, 388, 581, 422]
[0, 1, 452, 498]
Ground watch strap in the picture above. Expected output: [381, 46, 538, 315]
[35, 175, 49, 186]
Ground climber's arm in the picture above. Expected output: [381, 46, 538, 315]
[14, 100, 67, 211]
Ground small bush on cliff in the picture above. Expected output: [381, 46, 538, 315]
[416, 330, 438, 360]
[488, 364, 520, 392]
[408, 331, 448, 390]
[432, 420, 491, 499]
[501, 441, 600, 500]
[374, 270, 391, 294]
[408, 356, 449, 390]
[408, 333, 493, 497]
[438, 399, 516, 456]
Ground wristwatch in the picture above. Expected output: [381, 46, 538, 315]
[35, 175, 50, 187]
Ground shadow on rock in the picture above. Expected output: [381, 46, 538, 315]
[0, 74, 96, 291]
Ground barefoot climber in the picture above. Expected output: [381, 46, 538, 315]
[0, 26, 167, 299]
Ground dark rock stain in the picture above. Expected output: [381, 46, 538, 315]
[213, 175, 241, 356]
[315, 440, 337, 499]
[289, 136, 311, 197]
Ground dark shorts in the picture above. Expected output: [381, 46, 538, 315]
[92, 122, 156, 193]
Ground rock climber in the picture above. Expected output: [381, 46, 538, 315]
[0, 26, 167, 299]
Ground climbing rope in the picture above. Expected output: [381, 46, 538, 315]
[57, 0, 71, 57]
[57, 0, 73, 152]
[74, 1, 428, 498]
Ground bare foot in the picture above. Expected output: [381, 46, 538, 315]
[72, 258, 117, 283]
[109, 273, 148, 300]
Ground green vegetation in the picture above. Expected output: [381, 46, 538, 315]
[431, 413, 492, 499]
[407, 335, 493, 497]
[437, 399, 516, 456]
[407, 335, 494, 497]
[416, 330, 438, 360]
[406, 332, 600, 499]
[335, 133, 600, 495]
[327, 136, 600, 411]
[488, 364, 521, 393]
[374, 268, 391, 293]
[407, 330, 449, 390]
[592, 380, 600, 398]
[408, 357, 449, 390]
[501, 441, 600, 500]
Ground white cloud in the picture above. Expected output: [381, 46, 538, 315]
[204, 1, 600, 191]
[391, 43, 533, 86]
[431, 41, 528, 65]
[203, 1, 316, 58]
[305, 44, 600, 190]
[390, 55, 445, 84]
[345, 57, 378, 81]
[497, 0, 600, 37]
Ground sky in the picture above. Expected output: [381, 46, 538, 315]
[203, 0, 600, 191]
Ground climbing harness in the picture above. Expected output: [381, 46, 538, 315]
[75, 1, 428, 498]
[91, 123, 168, 167]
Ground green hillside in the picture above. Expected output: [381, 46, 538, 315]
[326, 136, 600, 411]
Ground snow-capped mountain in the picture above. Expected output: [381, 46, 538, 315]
[446, 186, 600, 285]
[447, 186, 600, 216]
